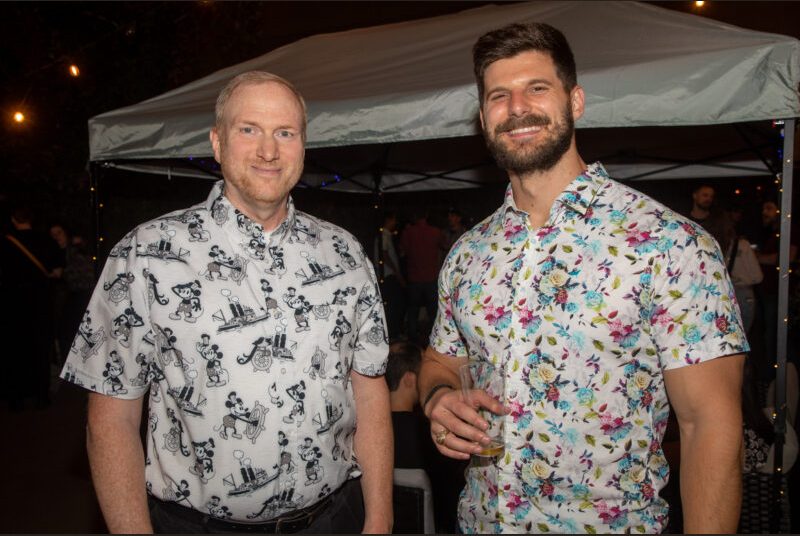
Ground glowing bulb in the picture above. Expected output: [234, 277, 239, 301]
[695, 0, 705, 5]
[69, 64, 80, 77]
[735, 189, 741, 195]
[13, 111, 24, 123]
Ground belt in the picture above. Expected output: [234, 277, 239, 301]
[149, 486, 337, 533]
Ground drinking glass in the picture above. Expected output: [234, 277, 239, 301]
[459, 361, 505, 458]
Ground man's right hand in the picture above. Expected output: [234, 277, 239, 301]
[424, 386, 506, 460]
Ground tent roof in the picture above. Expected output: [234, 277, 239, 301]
[88, 1, 800, 187]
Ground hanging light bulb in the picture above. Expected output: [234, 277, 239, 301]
[69, 64, 80, 77]
[695, 1, 705, 6]
[13, 111, 25, 123]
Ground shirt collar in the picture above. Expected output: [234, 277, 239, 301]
[205, 180, 296, 244]
[501, 161, 610, 223]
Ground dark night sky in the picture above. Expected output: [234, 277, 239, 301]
[1, 1, 799, 235]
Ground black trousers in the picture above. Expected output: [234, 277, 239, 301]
[149, 478, 364, 534]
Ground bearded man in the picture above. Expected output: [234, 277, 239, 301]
[418, 22, 747, 534]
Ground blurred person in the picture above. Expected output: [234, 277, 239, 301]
[754, 198, 799, 380]
[441, 207, 467, 254]
[377, 211, 406, 339]
[688, 183, 733, 249]
[49, 222, 95, 364]
[0, 204, 62, 410]
[419, 22, 747, 533]
[386, 340, 465, 533]
[719, 214, 763, 334]
[400, 209, 444, 343]
[59, 71, 392, 533]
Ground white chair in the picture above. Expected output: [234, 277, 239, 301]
[393, 467, 435, 534]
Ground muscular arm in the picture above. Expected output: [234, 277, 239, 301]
[664, 354, 744, 533]
[351, 371, 393, 534]
[418, 346, 504, 459]
[87, 392, 152, 533]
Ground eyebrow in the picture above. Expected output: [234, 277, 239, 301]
[486, 78, 554, 98]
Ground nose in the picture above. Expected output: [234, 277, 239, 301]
[257, 135, 278, 161]
[508, 89, 530, 117]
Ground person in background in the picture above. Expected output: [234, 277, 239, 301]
[400, 209, 443, 343]
[385, 340, 465, 533]
[378, 211, 406, 340]
[688, 183, 732, 248]
[718, 210, 763, 334]
[1, 204, 62, 410]
[441, 207, 467, 254]
[50, 222, 95, 364]
[419, 22, 747, 533]
[754, 198, 799, 381]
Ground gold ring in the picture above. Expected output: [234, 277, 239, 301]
[434, 428, 449, 445]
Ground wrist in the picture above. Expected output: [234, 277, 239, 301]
[422, 383, 454, 417]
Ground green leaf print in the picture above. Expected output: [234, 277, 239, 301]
[668, 290, 683, 299]
[593, 340, 604, 351]
[539, 433, 551, 442]
[608, 245, 618, 256]
[537, 523, 550, 532]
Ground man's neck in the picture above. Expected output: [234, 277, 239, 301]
[690, 206, 710, 221]
[508, 148, 586, 229]
[390, 390, 416, 412]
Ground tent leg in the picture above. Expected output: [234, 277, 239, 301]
[772, 118, 795, 532]
[88, 161, 101, 278]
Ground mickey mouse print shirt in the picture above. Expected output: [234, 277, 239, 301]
[60, 181, 388, 523]
[431, 162, 748, 534]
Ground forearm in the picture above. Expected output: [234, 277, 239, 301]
[352, 375, 393, 533]
[87, 394, 152, 533]
[678, 420, 743, 533]
[418, 347, 463, 416]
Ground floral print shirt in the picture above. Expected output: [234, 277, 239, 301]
[431, 162, 748, 533]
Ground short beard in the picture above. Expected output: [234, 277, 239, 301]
[484, 106, 574, 175]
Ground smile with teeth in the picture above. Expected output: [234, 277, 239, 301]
[506, 125, 543, 136]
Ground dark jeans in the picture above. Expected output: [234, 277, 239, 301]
[149, 478, 364, 534]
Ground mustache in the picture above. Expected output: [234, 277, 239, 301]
[494, 114, 550, 135]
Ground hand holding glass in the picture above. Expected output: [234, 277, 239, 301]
[459, 363, 505, 458]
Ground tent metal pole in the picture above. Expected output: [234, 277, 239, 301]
[88, 161, 101, 279]
[772, 117, 795, 532]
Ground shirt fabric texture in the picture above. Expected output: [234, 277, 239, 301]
[430, 162, 748, 533]
[60, 181, 388, 523]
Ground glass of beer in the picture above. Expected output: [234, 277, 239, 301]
[459, 361, 505, 458]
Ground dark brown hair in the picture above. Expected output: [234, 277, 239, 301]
[473, 22, 577, 105]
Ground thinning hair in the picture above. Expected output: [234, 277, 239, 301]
[214, 71, 308, 138]
[473, 22, 577, 105]
[385, 341, 422, 392]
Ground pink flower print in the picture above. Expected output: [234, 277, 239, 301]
[641, 483, 655, 499]
[540, 481, 555, 497]
[546, 384, 560, 402]
[506, 493, 523, 510]
[625, 230, 652, 248]
[598, 505, 625, 524]
[682, 222, 697, 236]
[608, 318, 640, 348]
[555, 288, 568, 304]
[715, 314, 730, 333]
[649, 305, 672, 327]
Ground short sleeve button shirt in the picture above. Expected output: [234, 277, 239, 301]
[431, 162, 748, 534]
[61, 181, 388, 523]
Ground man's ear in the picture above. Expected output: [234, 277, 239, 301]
[210, 128, 222, 163]
[571, 85, 585, 121]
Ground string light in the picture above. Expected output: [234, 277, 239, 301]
[13, 111, 25, 123]
[694, 1, 705, 6]
[734, 189, 741, 195]
[69, 64, 80, 77]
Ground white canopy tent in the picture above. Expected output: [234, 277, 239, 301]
[88, 1, 799, 191]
